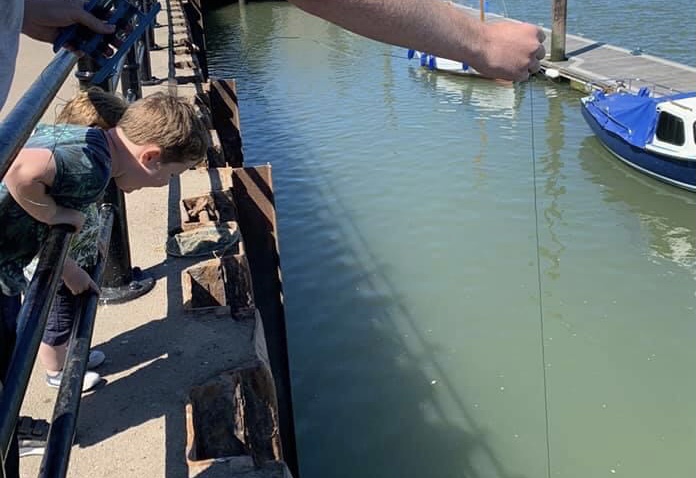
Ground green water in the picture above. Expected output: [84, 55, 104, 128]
[205, 3, 696, 477]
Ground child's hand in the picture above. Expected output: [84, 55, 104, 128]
[62, 259, 100, 296]
[53, 207, 86, 233]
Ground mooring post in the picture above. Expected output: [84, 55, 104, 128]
[550, 0, 568, 61]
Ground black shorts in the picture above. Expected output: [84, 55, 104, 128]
[1, 293, 21, 378]
[42, 283, 79, 347]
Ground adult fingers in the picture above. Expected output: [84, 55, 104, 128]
[537, 28, 546, 43]
[529, 58, 541, 74]
[74, 8, 116, 34]
[536, 44, 546, 60]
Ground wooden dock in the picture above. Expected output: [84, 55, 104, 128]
[456, 5, 696, 93]
[539, 31, 696, 93]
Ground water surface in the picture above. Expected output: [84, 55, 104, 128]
[205, 3, 696, 477]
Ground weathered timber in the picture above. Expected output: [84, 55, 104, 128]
[208, 79, 244, 167]
[550, 0, 568, 61]
[182, 254, 254, 314]
[186, 309, 283, 476]
[230, 166, 298, 476]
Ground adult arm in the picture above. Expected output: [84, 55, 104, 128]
[3, 148, 85, 231]
[22, 0, 115, 44]
[288, 0, 544, 81]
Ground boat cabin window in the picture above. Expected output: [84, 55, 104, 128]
[655, 111, 685, 146]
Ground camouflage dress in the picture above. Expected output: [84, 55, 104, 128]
[0, 124, 111, 296]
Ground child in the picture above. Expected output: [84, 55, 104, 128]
[30, 88, 129, 393]
[0, 90, 208, 475]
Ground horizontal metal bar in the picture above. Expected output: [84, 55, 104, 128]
[0, 50, 78, 181]
[0, 225, 73, 463]
[39, 205, 115, 478]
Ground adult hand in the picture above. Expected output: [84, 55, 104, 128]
[22, 0, 115, 45]
[476, 22, 546, 82]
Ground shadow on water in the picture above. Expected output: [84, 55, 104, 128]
[536, 88, 567, 282]
[226, 47, 534, 478]
[277, 158, 530, 478]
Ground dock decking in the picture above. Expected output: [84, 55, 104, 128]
[457, 5, 696, 93]
[540, 32, 696, 93]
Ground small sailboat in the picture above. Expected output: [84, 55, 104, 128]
[580, 86, 696, 192]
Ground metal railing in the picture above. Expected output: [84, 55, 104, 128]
[0, 4, 155, 475]
[0, 51, 78, 181]
[39, 206, 115, 478]
[0, 226, 74, 478]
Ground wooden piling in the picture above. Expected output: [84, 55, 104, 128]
[550, 0, 568, 61]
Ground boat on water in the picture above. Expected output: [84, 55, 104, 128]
[407, 49, 481, 77]
[580, 86, 696, 192]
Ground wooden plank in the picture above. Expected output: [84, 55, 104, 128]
[208, 79, 244, 167]
[231, 165, 299, 478]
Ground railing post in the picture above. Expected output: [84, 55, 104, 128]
[147, 0, 163, 51]
[139, 0, 161, 85]
[121, 43, 143, 103]
[98, 181, 155, 303]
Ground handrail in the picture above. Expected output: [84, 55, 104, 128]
[0, 50, 78, 181]
[39, 205, 115, 478]
[0, 225, 74, 477]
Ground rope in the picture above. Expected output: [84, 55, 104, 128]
[528, 77, 552, 478]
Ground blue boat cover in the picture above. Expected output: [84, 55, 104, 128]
[584, 90, 696, 148]
[584, 89, 656, 147]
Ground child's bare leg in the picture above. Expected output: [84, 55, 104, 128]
[38, 341, 67, 374]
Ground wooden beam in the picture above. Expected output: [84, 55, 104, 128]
[551, 0, 568, 61]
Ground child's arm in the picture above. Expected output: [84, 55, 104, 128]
[62, 258, 100, 295]
[3, 148, 85, 231]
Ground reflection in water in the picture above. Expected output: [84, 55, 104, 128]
[537, 86, 567, 281]
[408, 67, 523, 120]
[578, 136, 696, 274]
[406, 67, 525, 189]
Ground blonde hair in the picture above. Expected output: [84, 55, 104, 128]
[56, 87, 128, 128]
[117, 92, 209, 165]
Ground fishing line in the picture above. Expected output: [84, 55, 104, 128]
[528, 76, 552, 478]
